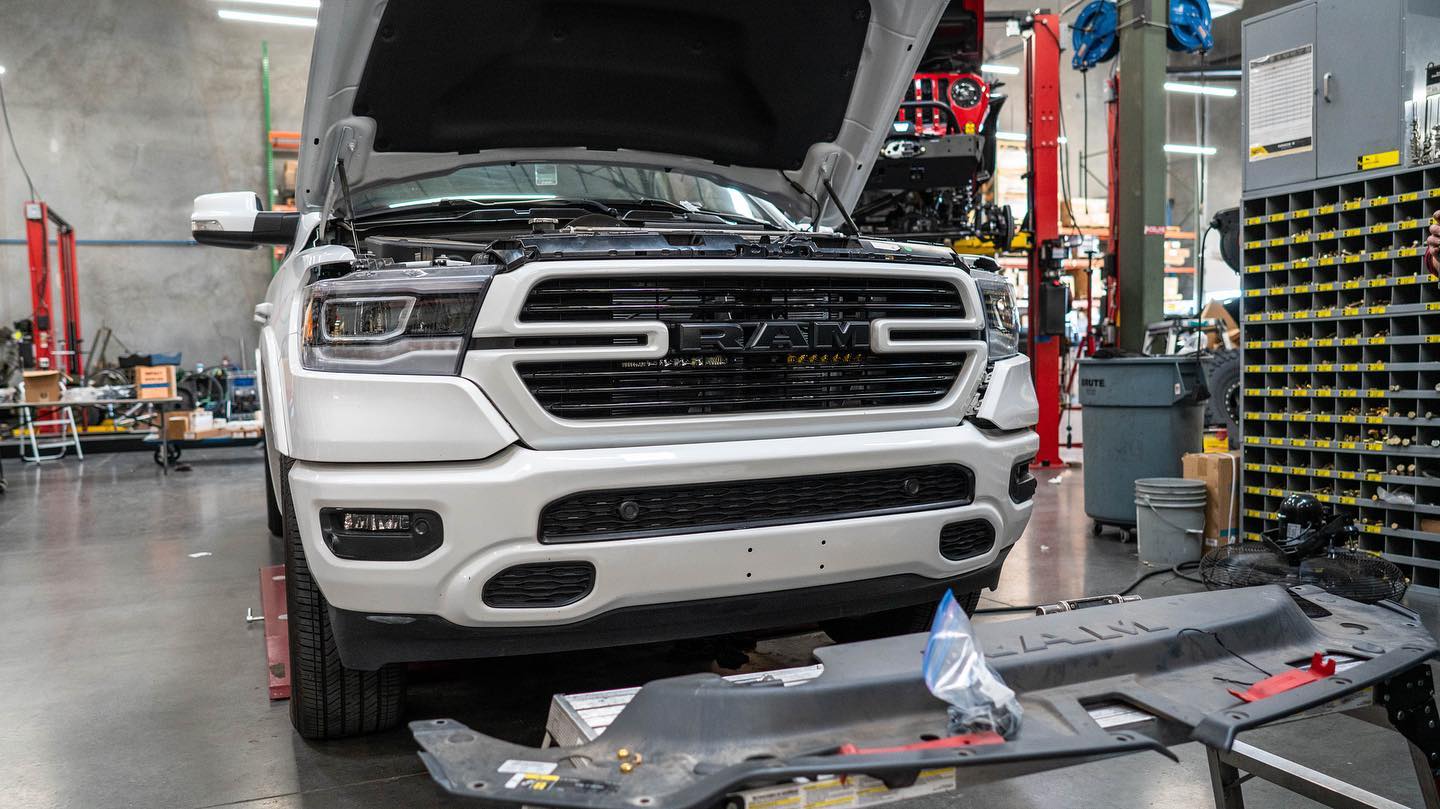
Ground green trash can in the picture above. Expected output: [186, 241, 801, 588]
[1077, 356, 1208, 538]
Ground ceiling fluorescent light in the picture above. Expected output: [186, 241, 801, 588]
[1164, 143, 1218, 156]
[215, 0, 320, 8]
[992, 133, 1067, 144]
[1164, 81, 1237, 98]
[217, 9, 318, 27]
[1211, 2, 1240, 18]
[981, 64, 1021, 76]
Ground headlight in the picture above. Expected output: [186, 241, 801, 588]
[974, 275, 1020, 359]
[300, 263, 495, 374]
[949, 77, 984, 109]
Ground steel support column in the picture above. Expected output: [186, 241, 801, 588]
[1026, 12, 1064, 467]
[1115, 0, 1168, 351]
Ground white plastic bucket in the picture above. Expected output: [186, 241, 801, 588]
[1133, 478, 1207, 567]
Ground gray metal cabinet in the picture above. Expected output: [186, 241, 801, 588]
[1314, 0, 1404, 179]
[1244, 0, 1440, 194]
[1242, 1, 1317, 193]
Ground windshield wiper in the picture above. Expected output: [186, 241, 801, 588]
[357, 196, 620, 219]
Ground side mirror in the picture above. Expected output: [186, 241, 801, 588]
[191, 192, 300, 249]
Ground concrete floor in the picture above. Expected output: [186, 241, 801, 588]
[0, 450, 1433, 808]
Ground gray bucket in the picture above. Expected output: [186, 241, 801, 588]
[1133, 478, 1207, 566]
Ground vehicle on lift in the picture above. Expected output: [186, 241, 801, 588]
[191, 0, 1039, 740]
[854, 0, 1015, 249]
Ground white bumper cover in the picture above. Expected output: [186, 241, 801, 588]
[288, 423, 1038, 628]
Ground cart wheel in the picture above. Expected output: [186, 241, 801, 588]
[1091, 520, 1104, 537]
[154, 445, 182, 466]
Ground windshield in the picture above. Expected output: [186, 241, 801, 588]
[351, 162, 804, 227]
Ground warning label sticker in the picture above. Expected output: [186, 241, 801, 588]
[1248, 44, 1314, 162]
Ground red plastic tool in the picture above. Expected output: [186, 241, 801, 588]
[1228, 652, 1336, 703]
[838, 731, 1006, 756]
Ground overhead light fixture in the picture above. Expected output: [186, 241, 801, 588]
[0, 66, 7, 75]
[215, 0, 319, 8]
[1164, 143, 1218, 156]
[980, 64, 1021, 76]
[1211, 2, 1240, 18]
[217, 9, 318, 27]
[1164, 81, 1237, 98]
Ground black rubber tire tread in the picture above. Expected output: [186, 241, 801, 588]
[281, 456, 406, 739]
[264, 445, 283, 538]
[821, 590, 980, 644]
[1202, 349, 1241, 438]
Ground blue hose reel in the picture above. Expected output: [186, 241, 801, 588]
[1168, 0, 1214, 54]
[1070, 0, 1213, 72]
[1071, 0, 1118, 72]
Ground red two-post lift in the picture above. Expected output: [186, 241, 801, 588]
[1023, 12, 1065, 468]
[25, 200, 82, 376]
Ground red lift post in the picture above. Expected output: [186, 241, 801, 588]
[24, 201, 82, 376]
[1024, 13, 1064, 467]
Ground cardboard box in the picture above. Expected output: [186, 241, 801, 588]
[1183, 451, 1241, 547]
[1201, 300, 1242, 349]
[22, 370, 62, 403]
[1421, 517, 1440, 534]
[135, 365, 176, 400]
[164, 412, 191, 441]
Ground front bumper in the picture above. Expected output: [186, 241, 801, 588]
[330, 551, 1009, 670]
[412, 587, 1440, 809]
[287, 423, 1037, 638]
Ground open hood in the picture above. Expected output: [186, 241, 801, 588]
[298, 0, 949, 224]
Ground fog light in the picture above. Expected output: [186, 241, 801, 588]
[342, 511, 411, 532]
[320, 508, 443, 561]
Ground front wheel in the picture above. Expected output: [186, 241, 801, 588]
[821, 590, 979, 645]
[280, 456, 406, 739]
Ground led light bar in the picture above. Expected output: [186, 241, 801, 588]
[1164, 143, 1218, 156]
[217, 9, 318, 27]
[1164, 81, 1238, 98]
[214, 0, 319, 8]
[980, 64, 1021, 76]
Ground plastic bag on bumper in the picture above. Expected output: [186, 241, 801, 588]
[922, 590, 1022, 738]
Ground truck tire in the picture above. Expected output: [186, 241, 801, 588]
[280, 457, 406, 739]
[1202, 349, 1241, 441]
[264, 446, 283, 538]
[821, 590, 979, 645]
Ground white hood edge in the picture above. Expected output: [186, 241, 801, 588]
[296, 0, 948, 227]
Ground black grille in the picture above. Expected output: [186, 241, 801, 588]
[520, 275, 965, 322]
[481, 562, 595, 608]
[540, 464, 973, 543]
[516, 275, 969, 419]
[939, 520, 995, 561]
[519, 355, 964, 419]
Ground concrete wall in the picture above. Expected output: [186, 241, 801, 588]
[0, 0, 313, 371]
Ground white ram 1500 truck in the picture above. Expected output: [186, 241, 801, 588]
[191, 0, 1039, 738]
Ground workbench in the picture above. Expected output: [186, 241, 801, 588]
[0, 396, 184, 472]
